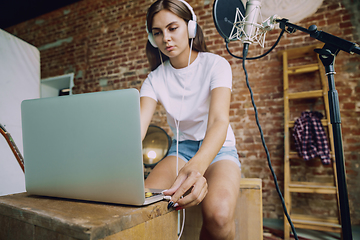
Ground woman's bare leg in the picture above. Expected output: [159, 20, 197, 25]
[145, 155, 187, 189]
[200, 160, 241, 240]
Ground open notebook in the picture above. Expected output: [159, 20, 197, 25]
[21, 88, 164, 205]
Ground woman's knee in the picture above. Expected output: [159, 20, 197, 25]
[201, 192, 237, 229]
[201, 203, 235, 239]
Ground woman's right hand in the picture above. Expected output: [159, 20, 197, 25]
[162, 161, 208, 209]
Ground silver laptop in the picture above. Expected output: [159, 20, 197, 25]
[21, 88, 164, 206]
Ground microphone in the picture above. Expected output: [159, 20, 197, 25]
[241, 0, 262, 45]
[213, 0, 279, 48]
[213, 0, 280, 59]
[240, 0, 279, 47]
[239, 0, 281, 58]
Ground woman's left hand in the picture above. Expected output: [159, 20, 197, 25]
[162, 162, 208, 209]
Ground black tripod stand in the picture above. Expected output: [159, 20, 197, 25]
[277, 18, 360, 240]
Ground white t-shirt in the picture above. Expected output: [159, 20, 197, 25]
[140, 52, 236, 146]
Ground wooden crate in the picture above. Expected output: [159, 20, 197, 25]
[181, 178, 263, 240]
[0, 178, 262, 239]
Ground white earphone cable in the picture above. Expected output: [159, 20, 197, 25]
[160, 38, 194, 240]
[175, 38, 193, 240]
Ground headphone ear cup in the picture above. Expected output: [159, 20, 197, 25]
[188, 20, 197, 39]
[148, 33, 158, 48]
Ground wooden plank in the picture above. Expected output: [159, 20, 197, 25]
[289, 182, 337, 194]
[106, 211, 178, 240]
[294, 223, 342, 233]
[277, 44, 324, 60]
[288, 90, 324, 99]
[0, 193, 176, 240]
[289, 152, 301, 159]
[237, 178, 263, 240]
[0, 214, 36, 240]
[289, 119, 329, 128]
[290, 181, 335, 187]
[288, 64, 319, 75]
[289, 151, 334, 159]
[239, 178, 262, 188]
[292, 214, 341, 233]
[288, 188, 336, 194]
[292, 214, 340, 224]
[282, 50, 292, 240]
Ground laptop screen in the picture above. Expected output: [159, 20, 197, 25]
[21, 89, 147, 205]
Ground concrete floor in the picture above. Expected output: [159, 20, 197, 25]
[263, 218, 360, 240]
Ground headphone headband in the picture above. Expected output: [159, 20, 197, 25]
[179, 0, 196, 22]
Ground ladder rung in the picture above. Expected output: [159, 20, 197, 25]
[277, 43, 324, 60]
[288, 119, 329, 128]
[289, 152, 301, 159]
[287, 64, 319, 75]
[288, 181, 337, 194]
[291, 214, 341, 232]
[288, 152, 335, 160]
[287, 90, 323, 99]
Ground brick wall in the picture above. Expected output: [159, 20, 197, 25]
[6, 0, 360, 225]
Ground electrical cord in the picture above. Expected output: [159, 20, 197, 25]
[226, 29, 285, 60]
[241, 43, 299, 240]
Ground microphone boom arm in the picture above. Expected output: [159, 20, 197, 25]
[276, 18, 360, 55]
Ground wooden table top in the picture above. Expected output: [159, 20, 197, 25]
[0, 192, 171, 239]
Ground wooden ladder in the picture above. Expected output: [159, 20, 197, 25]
[278, 44, 341, 239]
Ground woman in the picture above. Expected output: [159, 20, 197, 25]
[140, 0, 241, 239]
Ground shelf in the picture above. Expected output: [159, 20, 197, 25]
[41, 73, 74, 98]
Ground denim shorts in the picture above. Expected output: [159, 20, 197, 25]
[167, 140, 241, 168]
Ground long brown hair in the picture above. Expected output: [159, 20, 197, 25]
[146, 0, 208, 71]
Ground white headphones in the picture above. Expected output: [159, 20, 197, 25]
[146, 0, 197, 48]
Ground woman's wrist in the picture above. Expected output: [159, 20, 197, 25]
[186, 155, 211, 175]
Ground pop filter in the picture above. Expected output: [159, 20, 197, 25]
[213, 0, 246, 42]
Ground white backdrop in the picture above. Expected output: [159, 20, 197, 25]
[0, 29, 40, 196]
[240, 0, 323, 24]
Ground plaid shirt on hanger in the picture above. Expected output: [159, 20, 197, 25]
[293, 111, 331, 165]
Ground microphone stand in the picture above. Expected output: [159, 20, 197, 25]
[277, 18, 359, 240]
